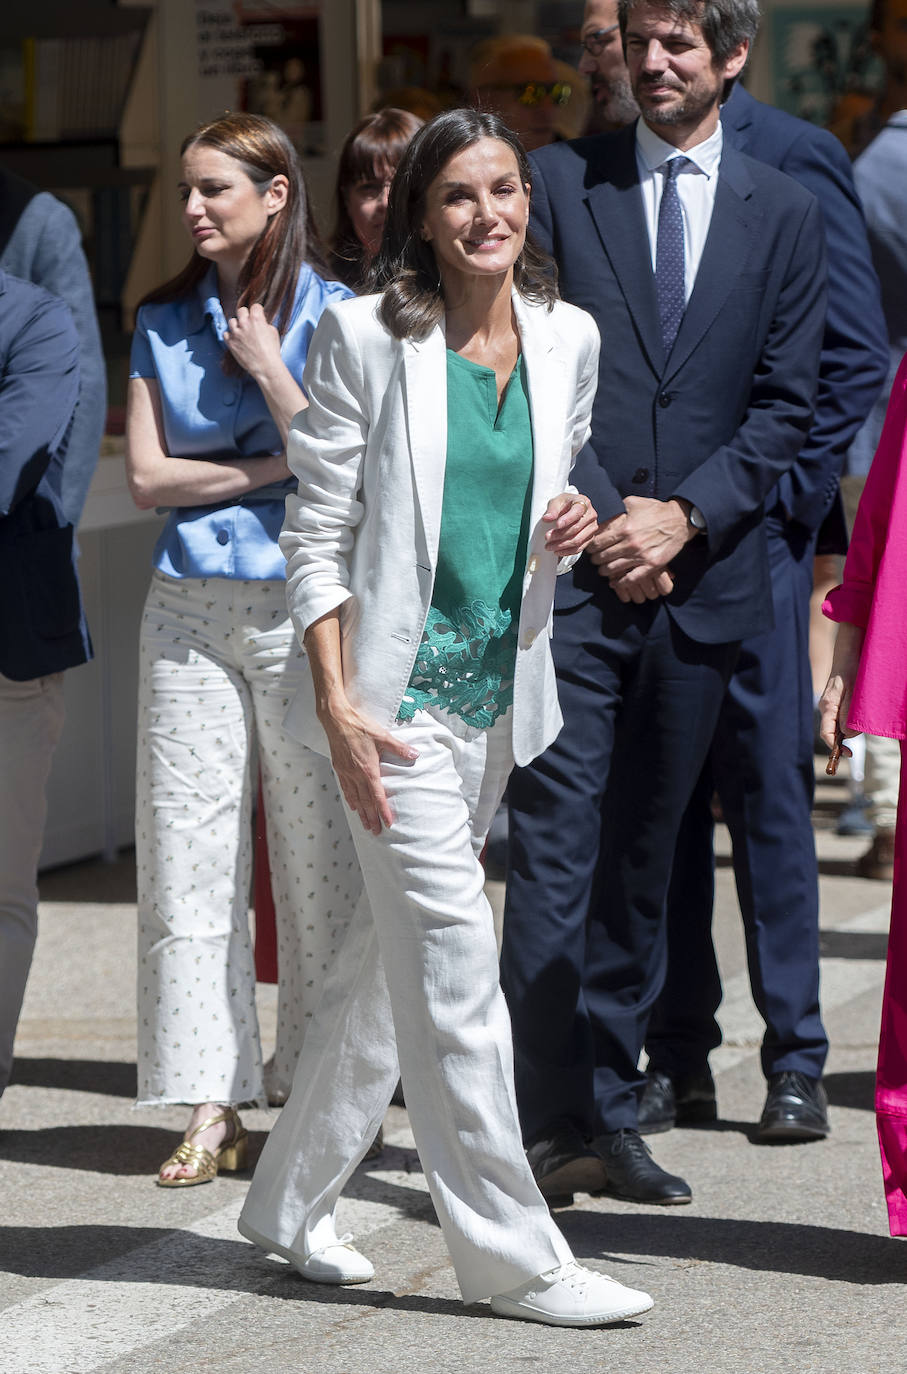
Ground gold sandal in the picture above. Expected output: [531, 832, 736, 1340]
[156, 1106, 248, 1188]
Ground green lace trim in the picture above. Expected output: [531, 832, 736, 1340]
[397, 600, 518, 729]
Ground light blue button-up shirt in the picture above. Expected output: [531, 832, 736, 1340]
[130, 262, 352, 579]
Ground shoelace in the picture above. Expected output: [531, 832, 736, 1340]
[307, 1232, 358, 1260]
[541, 1260, 615, 1293]
[772, 1071, 815, 1098]
[605, 1128, 652, 1159]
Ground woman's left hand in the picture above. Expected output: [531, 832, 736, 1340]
[223, 303, 283, 381]
[543, 492, 599, 557]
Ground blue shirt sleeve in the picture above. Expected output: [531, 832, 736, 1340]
[129, 309, 156, 379]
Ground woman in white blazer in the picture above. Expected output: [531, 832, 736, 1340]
[238, 109, 654, 1328]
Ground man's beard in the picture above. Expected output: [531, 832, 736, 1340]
[602, 76, 641, 126]
[636, 75, 721, 128]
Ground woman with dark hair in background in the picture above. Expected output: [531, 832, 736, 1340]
[237, 108, 653, 1328]
[328, 107, 423, 291]
[126, 112, 360, 1185]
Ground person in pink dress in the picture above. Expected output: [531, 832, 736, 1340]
[820, 352, 907, 1237]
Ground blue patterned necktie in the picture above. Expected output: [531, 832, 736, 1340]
[656, 156, 690, 356]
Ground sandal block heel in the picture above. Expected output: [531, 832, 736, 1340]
[217, 1133, 248, 1173]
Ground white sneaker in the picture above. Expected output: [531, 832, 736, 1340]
[490, 1260, 654, 1327]
[298, 1234, 375, 1285]
[238, 1217, 374, 1285]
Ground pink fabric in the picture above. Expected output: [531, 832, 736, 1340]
[823, 354, 907, 738]
[822, 352, 907, 1235]
[877, 742, 907, 1236]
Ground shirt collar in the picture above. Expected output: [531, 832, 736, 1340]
[635, 116, 723, 178]
[180, 263, 222, 337]
[183, 261, 312, 337]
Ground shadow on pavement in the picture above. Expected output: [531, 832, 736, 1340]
[9, 1058, 137, 1097]
[0, 1125, 426, 1196]
[0, 1124, 270, 1176]
[0, 1222, 648, 1326]
[820, 930, 889, 960]
[560, 1210, 907, 1284]
[823, 1069, 875, 1111]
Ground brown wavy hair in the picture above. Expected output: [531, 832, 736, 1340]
[139, 112, 329, 373]
[329, 108, 423, 292]
[371, 108, 557, 341]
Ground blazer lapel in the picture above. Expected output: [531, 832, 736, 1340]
[663, 146, 759, 382]
[402, 322, 447, 568]
[584, 127, 665, 376]
[512, 292, 565, 520]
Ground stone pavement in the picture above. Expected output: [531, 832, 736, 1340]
[2, 765, 906, 1374]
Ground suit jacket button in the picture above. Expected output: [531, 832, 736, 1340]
[632, 467, 649, 483]
[658, 392, 672, 408]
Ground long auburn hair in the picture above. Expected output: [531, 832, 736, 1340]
[329, 108, 423, 292]
[139, 112, 329, 373]
[371, 108, 557, 341]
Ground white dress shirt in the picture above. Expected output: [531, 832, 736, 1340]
[635, 117, 723, 303]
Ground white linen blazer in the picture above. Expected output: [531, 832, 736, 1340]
[280, 289, 600, 767]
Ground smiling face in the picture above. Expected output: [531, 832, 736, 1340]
[179, 144, 288, 272]
[624, 3, 748, 145]
[420, 138, 530, 294]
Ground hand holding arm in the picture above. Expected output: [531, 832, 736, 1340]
[223, 303, 308, 445]
[586, 496, 692, 601]
[304, 609, 418, 835]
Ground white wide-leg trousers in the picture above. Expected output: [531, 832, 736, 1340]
[0, 670, 65, 1095]
[135, 572, 361, 1107]
[239, 707, 572, 1304]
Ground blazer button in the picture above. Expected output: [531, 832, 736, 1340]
[216, 530, 230, 545]
[658, 392, 672, 408]
[632, 467, 649, 484]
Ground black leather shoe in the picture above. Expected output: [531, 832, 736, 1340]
[757, 1071, 830, 1142]
[526, 1120, 607, 1208]
[592, 1129, 692, 1205]
[638, 1066, 717, 1135]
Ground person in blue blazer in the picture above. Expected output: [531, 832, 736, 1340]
[0, 270, 85, 1100]
[0, 167, 106, 528]
[641, 81, 888, 1142]
[499, 0, 827, 1207]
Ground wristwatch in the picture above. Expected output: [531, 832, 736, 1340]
[687, 504, 707, 534]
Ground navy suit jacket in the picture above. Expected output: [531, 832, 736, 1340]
[721, 85, 887, 543]
[529, 122, 827, 644]
[0, 271, 91, 680]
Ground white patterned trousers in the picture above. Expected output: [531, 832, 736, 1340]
[135, 571, 360, 1108]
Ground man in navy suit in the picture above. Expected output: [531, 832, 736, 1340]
[0, 271, 88, 1099]
[499, 0, 827, 1205]
[640, 80, 888, 1143]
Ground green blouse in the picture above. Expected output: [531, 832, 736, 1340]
[397, 349, 534, 729]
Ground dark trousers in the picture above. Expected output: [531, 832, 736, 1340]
[501, 594, 739, 1141]
[646, 514, 828, 1080]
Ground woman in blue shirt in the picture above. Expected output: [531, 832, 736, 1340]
[126, 112, 360, 1185]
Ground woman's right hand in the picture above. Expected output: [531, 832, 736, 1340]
[322, 700, 418, 835]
